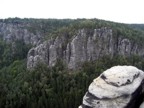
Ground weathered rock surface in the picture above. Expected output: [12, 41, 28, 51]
[27, 28, 144, 69]
[79, 66, 144, 108]
[0, 21, 43, 45]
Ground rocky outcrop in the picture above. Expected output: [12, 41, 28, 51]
[27, 28, 144, 69]
[0, 21, 43, 45]
[79, 66, 144, 108]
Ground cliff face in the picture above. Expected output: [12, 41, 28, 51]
[27, 28, 144, 69]
[0, 21, 43, 45]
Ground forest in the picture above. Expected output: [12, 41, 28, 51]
[0, 18, 144, 108]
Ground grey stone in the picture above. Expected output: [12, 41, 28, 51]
[27, 28, 144, 69]
[0, 22, 44, 45]
[79, 66, 144, 108]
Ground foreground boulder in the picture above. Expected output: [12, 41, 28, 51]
[79, 66, 144, 108]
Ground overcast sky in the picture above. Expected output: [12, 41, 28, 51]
[0, 0, 144, 24]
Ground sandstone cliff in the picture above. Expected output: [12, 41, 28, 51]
[27, 28, 144, 69]
[0, 20, 44, 45]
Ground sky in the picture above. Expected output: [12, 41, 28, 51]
[0, 0, 144, 24]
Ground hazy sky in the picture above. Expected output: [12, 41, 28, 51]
[0, 0, 144, 24]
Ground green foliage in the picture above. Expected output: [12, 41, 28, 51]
[129, 24, 144, 31]
[0, 55, 144, 108]
[0, 40, 31, 69]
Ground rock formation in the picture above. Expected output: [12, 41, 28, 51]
[79, 66, 144, 108]
[27, 28, 144, 69]
[0, 21, 43, 45]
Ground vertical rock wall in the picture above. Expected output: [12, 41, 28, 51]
[27, 28, 144, 69]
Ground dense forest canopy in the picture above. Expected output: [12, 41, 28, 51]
[0, 18, 144, 108]
[129, 24, 144, 31]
